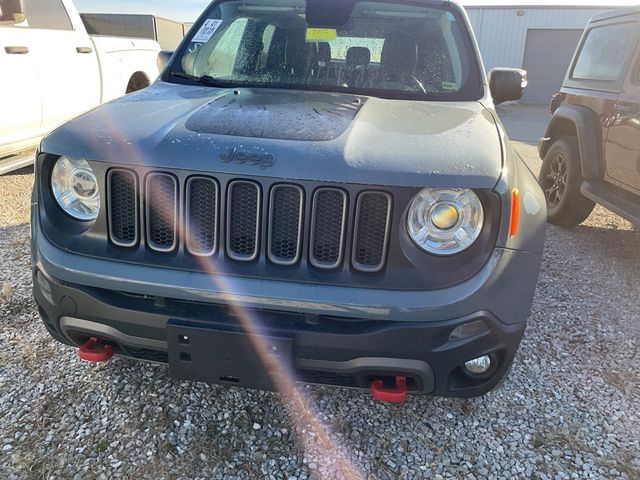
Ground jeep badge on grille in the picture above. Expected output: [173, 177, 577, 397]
[221, 148, 276, 169]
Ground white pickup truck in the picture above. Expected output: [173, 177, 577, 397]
[0, 0, 161, 174]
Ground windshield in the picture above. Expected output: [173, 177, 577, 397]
[171, 0, 483, 100]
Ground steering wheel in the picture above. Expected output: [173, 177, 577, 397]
[405, 74, 427, 94]
[382, 73, 427, 94]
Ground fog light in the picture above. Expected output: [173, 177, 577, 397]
[465, 355, 492, 375]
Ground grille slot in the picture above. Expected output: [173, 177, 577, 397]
[185, 177, 218, 256]
[352, 192, 392, 272]
[226, 181, 261, 261]
[107, 169, 138, 247]
[310, 188, 347, 269]
[145, 173, 178, 252]
[268, 185, 304, 265]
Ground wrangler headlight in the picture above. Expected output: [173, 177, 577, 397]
[51, 157, 100, 221]
[407, 188, 484, 255]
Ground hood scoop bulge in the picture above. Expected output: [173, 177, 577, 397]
[185, 89, 365, 141]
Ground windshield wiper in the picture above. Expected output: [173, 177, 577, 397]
[171, 72, 227, 87]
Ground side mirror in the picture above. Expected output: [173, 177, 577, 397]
[157, 51, 174, 72]
[489, 68, 528, 105]
[0, 0, 26, 24]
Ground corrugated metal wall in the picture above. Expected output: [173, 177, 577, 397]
[465, 7, 613, 71]
[521, 28, 584, 103]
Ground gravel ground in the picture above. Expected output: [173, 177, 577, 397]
[1, 163, 639, 480]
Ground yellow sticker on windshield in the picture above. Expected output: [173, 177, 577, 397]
[306, 28, 337, 42]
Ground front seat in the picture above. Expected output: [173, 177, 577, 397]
[316, 43, 331, 76]
[377, 31, 425, 92]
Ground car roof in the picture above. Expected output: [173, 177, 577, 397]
[590, 7, 640, 24]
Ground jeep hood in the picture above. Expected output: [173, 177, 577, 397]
[41, 82, 504, 189]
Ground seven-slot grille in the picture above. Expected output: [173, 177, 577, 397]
[106, 170, 393, 272]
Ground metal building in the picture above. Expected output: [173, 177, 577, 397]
[466, 5, 619, 104]
[80, 14, 191, 51]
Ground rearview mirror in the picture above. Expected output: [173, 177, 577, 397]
[0, 0, 26, 24]
[306, 0, 357, 27]
[157, 51, 174, 71]
[489, 68, 528, 105]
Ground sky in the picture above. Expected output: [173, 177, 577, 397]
[74, 0, 640, 23]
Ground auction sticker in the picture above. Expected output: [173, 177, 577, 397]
[306, 28, 337, 42]
[192, 19, 223, 43]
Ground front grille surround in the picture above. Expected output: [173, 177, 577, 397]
[106, 169, 139, 248]
[268, 184, 304, 266]
[309, 188, 348, 270]
[105, 168, 397, 274]
[145, 173, 178, 253]
[226, 180, 261, 262]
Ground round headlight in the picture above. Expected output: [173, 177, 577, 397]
[51, 157, 100, 221]
[407, 188, 484, 255]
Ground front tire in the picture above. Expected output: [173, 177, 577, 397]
[539, 137, 595, 227]
[125, 72, 150, 94]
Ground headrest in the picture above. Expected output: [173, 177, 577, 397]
[345, 46, 371, 68]
[317, 42, 332, 65]
[285, 30, 307, 69]
[381, 31, 418, 74]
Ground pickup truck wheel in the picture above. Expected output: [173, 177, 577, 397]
[539, 137, 595, 227]
[126, 72, 150, 94]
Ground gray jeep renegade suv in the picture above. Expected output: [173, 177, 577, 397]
[31, 0, 546, 400]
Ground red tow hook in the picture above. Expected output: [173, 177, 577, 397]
[371, 376, 407, 403]
[78, 337, 114, 363]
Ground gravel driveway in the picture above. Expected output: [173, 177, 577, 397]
[1, 152, 639, 479]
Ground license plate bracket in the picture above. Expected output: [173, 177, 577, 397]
[167, 319, 292, 391]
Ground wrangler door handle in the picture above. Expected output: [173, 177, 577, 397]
[76, 46, 93, 54]
[4, 46, 29, 54]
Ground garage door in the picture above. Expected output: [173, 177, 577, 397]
[522, 29, 583, 104]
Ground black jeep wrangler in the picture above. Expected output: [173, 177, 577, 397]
[32, 0, 546, 400]
[539, 7, 640, 227]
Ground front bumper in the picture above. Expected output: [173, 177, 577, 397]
[32, 218, 538, 397]
[34, 268, 525, 398]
